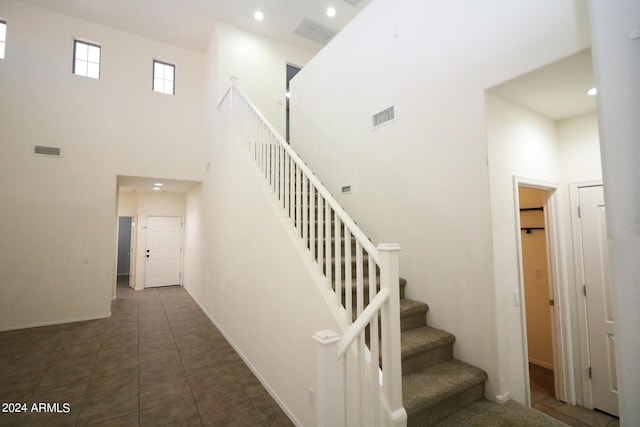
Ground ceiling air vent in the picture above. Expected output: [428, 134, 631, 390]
[342, 0, 363, 5]
[372, 106, 395, 129]
[34, 145, 62, 157]
[293, 17, 337, 45]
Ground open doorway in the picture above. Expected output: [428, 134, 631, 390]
[518, 187, 558, 406]
[116, 216, 134, 291]
[286, 63, 302, 143]
[513, 179, 569, 410]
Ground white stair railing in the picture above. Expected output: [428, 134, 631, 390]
[219, 81, 406, 427]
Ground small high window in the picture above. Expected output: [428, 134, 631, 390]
[0, 20, 7, 59]
[73, 40, 100, 79]
[153, 60, 175, 95]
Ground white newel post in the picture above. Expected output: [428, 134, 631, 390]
[313, 329, 341, 427]
[377, 243, 408, 427]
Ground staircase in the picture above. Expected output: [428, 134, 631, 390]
[334, 233, 487, 425]
[398, 293, 487, 425]
[220, 82, 487, 426]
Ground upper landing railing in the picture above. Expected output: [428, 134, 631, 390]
[219, 81, 406, 427]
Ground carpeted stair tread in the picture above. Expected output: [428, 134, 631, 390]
[400, 298, 429, 319]
[401, 326, 454, 359]
[403, 359, 488, 416]
[433, 399, 567, 427]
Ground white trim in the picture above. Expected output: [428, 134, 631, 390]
[492, 391, 511, 404]
[513, 176, 573, 406]
[568, 180, 603, 410]
[0, 313, 111, 332]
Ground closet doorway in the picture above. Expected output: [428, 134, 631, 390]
[518, 186, 559, 405]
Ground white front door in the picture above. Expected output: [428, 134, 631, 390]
[145, 216, 182, 288]
[579, 185, 618, 416]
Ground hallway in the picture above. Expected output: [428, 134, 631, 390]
[0, 278, 293, 426]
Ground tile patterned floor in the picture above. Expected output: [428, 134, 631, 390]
[0, 278, 294, 426]
[529, 363, 619, 427]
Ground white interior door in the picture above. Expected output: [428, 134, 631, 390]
[145, 216, 182, 288]
[579, 185, 618, 416]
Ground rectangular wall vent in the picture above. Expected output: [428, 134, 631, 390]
[34, 145, 61, 157]
[342, 0, 363, 5]
[341, 185, 352, 194]
[372, 106, 395, 129]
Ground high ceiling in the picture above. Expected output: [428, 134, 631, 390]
[19, 0, 371, 52]
[20, 1, 595, 192]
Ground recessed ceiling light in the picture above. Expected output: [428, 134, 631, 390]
[154, 182, 163, 187]
[153, 187, 161, 191]
[587, 87, 597, 96]
[327, 7, 336, 17]
[254, 11, 264, 21]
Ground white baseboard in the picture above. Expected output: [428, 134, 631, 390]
[184, 286, 302, 427]
[528, 358, 554, 370]
[0, 312, 111, 332]
[485, 391, 510, 403]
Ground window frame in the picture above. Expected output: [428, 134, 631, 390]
[152, 60, 175, 95]
[0, 20, 7, 60]
[73, 39, 101, 79]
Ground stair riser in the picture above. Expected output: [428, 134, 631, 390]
[402, 345, 453, 376]
[406, 382, 484, 427]
[401, 311, 428, 331]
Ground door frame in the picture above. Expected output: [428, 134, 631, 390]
[568, 180, 603, 410]
[513, 176, 573, 406]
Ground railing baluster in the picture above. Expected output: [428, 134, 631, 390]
[357, 332, 365, 425]
[222, 82, 405, 427]
[345, 228, 352, 324]
[356, 241, 363, 316]
[335, 218, 342, 307]
[296, 165, 302, 235]
[303, 176, 308, 246]
[369, 257, 380, 427]
[325, 203, 332, 288]
[279, 145, 283, 203]
[272, 134, 277, 190]
[284, 155, 289, 215]
[317, 193, 324, 272]
[310, 185, 315, 261]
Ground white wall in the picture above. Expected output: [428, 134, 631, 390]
[183, 25, 325, 424]
[0, 0, 205, 330]
[588, 1, 640, 423]
[487, 94, 603, 404]
[291, 0, 590, 401]
[557, 112, 601, 182]
[184, 131, 341, 426]
[486, 93, 562, 402]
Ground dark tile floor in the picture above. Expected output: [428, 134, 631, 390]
[0, 277, 294, 426]
[529, 363, 619, 427]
